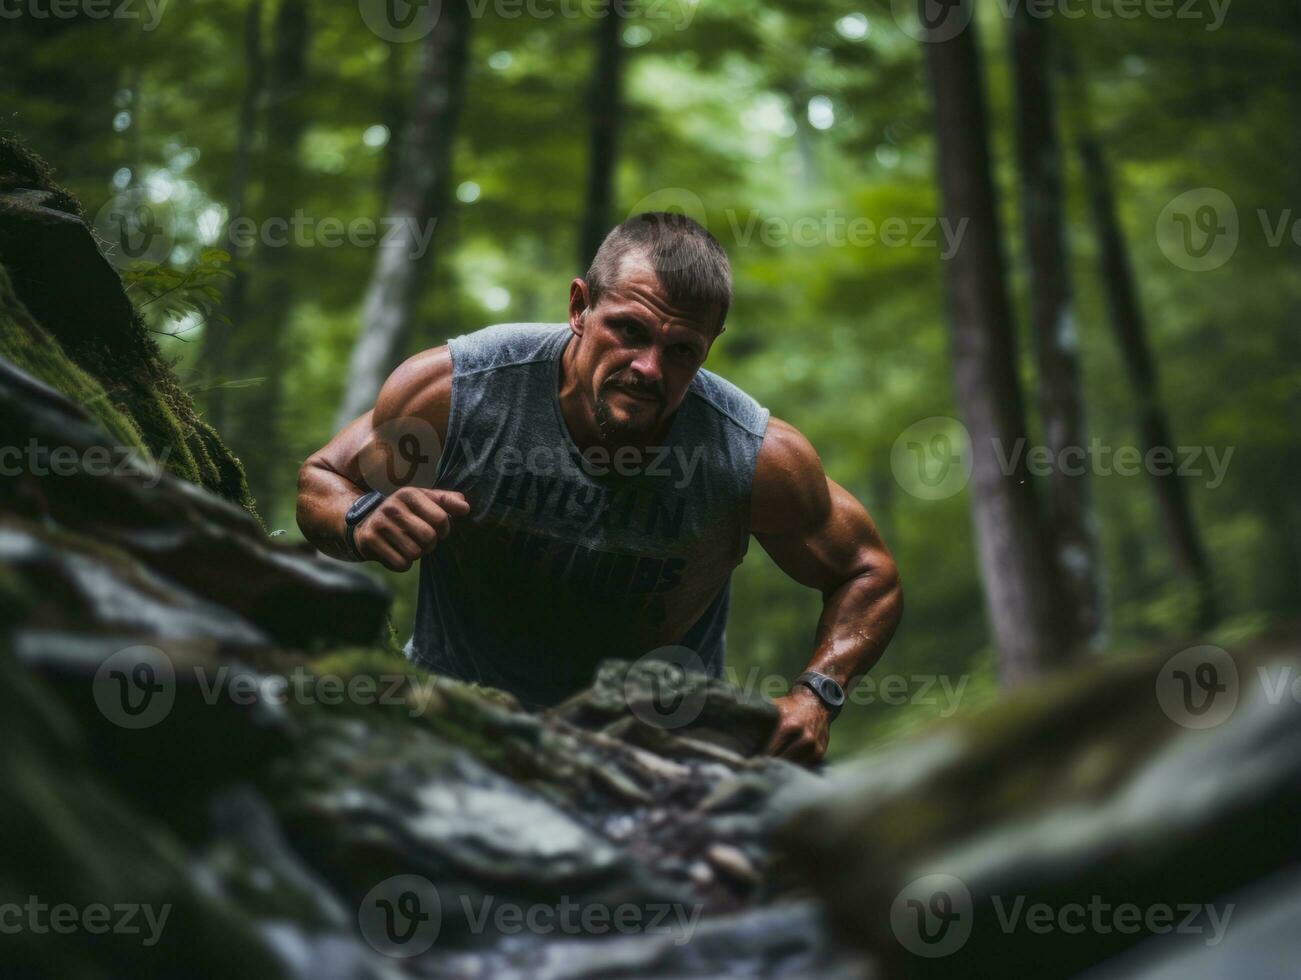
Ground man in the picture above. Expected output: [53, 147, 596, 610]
[297, 213, 901, 765]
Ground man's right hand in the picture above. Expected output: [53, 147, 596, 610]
[351, 486, 470, 572]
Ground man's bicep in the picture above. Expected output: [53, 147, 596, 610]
[354, 346, 453, 491]
[750, 417, 889, 595]
[305, 410, 374, 486]
[755, 479, 885, 596]
[371, 345, 452, 439]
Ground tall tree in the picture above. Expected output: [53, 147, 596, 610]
[1008, 7, 1104, 645]
[921, 0, 1073, 685]
[204, 0, 265, 435]
[1063, 52, 1218, 629]
[578, 1, 625, 270]
[336, 0, 471, 428]
[225, 0, 310, 509]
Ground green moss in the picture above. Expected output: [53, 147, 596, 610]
[0, 262, 151, 455]
[0, 135, 259, 519]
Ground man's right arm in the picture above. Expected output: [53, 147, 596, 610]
[295, 346, 469, 571]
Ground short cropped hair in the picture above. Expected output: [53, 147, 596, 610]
[584, 212, 732, 332]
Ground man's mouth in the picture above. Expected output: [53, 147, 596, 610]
[610, 385, 659, 405]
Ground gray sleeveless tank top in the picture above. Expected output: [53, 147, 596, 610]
[404, 322, 770, 708]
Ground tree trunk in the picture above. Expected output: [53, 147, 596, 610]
[1063, 53, 1218, 629]
[578, 0, 625, 270]
[1008, 7, 1104, 646]
[335, 0, 470, 428]
[204, 0, 265, 435]
[228, 0, 310, 510]
[922, 1, 1073, 686]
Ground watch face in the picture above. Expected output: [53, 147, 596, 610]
[819, 676, 846, 707]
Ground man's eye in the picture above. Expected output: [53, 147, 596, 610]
[675, 345, 697, 359]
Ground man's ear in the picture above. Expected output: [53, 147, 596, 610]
[568, 278, 591, 335]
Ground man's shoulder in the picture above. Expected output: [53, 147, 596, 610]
[446, 322, 567, 377]
[687, 365, 770, 441]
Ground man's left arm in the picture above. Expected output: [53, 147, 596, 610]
[750, 417, 903, 765]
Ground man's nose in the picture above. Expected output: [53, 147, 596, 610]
[628, 346, 664, 387]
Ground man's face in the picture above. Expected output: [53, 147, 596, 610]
[568, 259, 720, 444]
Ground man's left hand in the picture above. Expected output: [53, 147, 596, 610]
[765, 686, 832, 765]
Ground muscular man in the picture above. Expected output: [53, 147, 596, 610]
[297, 212, 901, 764]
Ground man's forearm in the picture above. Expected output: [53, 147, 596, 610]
[296, 461, 367, 561]
[798, 567, 903, 694]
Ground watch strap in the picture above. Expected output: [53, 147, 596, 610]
[343, 490, 385, 560]
[793, 670, 846, 720]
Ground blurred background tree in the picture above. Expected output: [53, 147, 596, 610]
[3, 0, 1296, 756]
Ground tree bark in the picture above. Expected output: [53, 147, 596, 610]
[1063, 53, 1218, 629]
[335, 0, 470, 428]
[922, 2, 1073, 685]
[1008, 7, 1104, 646]
[578, 0, 625, 271]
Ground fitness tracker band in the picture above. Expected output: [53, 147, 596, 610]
[344, 490, 386, 560]
[792, 670, 846, 720]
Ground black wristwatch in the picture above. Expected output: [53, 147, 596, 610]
[792, 670, 846, 720]
[344, 490, 386, 560]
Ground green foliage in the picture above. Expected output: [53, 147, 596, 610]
[2, 0, 1295, 757]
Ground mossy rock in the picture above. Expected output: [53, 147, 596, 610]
[0, 134, 256, 516]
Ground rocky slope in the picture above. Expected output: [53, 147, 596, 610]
[2, 138, 1298, 978]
